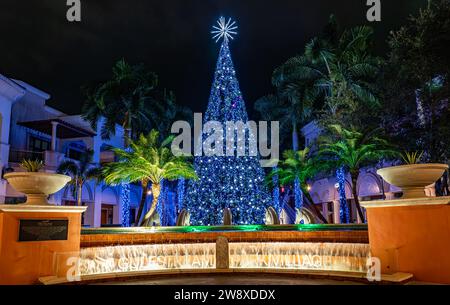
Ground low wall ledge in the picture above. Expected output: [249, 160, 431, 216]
[361, 196, 450, 209]
[0, 204, 88, 213]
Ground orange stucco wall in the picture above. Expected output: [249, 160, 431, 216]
[366, 204, 450, 284]
[0, 211, 82, 285]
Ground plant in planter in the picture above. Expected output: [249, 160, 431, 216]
[401, 151, 424, 165]
[4, 159, 71, 205]
[20, 159, 44, 172]
[377, 151, 448, 199]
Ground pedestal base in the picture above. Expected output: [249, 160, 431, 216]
[0, 204, 86, 284]
[24, 194, 50, 205]
[362, 197, 450, 284]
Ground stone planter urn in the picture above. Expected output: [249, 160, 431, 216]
[4, 172, 71, 205]
[377, 164, 449, 199]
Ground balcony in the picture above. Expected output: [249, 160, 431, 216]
[8, 149, 44, 163]
[9, 149, 70, 171]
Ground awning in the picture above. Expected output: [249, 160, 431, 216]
[18, 118, 96, 139]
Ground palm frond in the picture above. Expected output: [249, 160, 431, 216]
[103, 129, 197, 186]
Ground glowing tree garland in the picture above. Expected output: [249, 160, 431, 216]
[294, 177, 303, 209]
[185, 17, 271, 226]
[120, 147, 132, 227]
[272, 169, 280, 215]
[121, 183, 130, 227]
[336, 167, 350, 223]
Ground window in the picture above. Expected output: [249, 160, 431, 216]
[67, 148, 83, 160]
[29, 135, 50, 152]
[65, 141, 87, 161]
[101, 204, 114, 225]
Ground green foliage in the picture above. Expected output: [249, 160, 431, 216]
[20, 159, 44, 172]
[255, 55, 317, 150]
[269, 148, 323, 189]
[268, 148, 328, 224]
[318, 124, 397, 222]
[401, 151, 424, 165]
[388, 0, 450, 89]
[267, 15, 382, 131]
[82, 59, 191, 142]
[103, 129, 197, 226]
[318, 125, 397, 172]
[382, 0, 450, 163]
[312, 24, 382, 129]
[102, 130, 198, 186]
[57, 150, 102, 206]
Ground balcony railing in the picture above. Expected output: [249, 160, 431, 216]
[9, 149, 44, 163]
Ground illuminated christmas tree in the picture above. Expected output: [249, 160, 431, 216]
[185, 17, 271, 226]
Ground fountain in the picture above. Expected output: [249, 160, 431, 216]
[74, 240, 369, 277]
[78, 244, 216, 275]
[43, 223, 370, 283]
[229, 242, 369, 272]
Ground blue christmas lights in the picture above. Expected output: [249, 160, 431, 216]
[336, 167, 350, 223]
[120, 183, 130, 227]
[272, 169, 280, 215]
[185, 19, 271, 226]
[294, 177, 303, 209]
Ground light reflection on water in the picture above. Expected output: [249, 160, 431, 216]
[78, 242, 370, 276]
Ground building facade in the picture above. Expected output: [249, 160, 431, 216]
[0, 75, 149, 227]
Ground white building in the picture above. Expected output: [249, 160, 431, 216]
[0, 75, 146, 227]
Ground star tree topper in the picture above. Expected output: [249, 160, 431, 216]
[211, 17, 238, 43]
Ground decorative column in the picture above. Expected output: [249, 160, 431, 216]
[51, 121, 58, 152]
[216, 236, 229, 269]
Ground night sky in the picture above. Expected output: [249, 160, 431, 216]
[0, 0, 426, 116]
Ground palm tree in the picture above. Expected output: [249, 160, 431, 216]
[308, 24, 381, 127]
[57, 150, 102, 207]
[255, 83, 315, 151]
[82, 59, 159, 146]
[102, 130, 197, 226]
[271, 17, 382, 224]
[256, 58, 319, 210]
[271, 16, 381, 130]
[154, 89, 194, 139]
[318, 125, 397, 222]
[269, 148, 328, 224]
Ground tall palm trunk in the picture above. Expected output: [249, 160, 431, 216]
[135, 181, 149, 226]
[124, 128, 132, 148]
[292, 123, 299, 151]
[121, 119, 132, 227]
[77, 182, 83, 207]
[140, 183, 161, 226]
[292, 122, 303, 213]
[350, 170, 365, 223]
